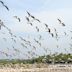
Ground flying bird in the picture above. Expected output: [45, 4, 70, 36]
[35, 19, 41, 23]
[57, 18, 65, 26]
[47, 28, 51, 33]
[36, 26, 39, 32]
[44, 23, 48, 28]
[30, 23, 33, 26]
[0, 0, 4, 5]
[51, 33, 54, 37]
[0, 20, 3, 30]
[62, 23, 65, 26]
[64, 32, 66, 35]
[0, 25, 1, 30]
[26, 11, 31, 17]
[57, 18, 61, 24]
[4, 5, 9, 11]
[31, 15, 35, 19]
[0, 1, 9, 11]
[28, 22, 33, 26]
[13, 16, 21, 22]
[25, 16, 30, 22]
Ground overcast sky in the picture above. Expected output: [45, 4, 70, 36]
[0, 0, 72, 59]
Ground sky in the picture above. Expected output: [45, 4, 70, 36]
[0, 0, 72, 59]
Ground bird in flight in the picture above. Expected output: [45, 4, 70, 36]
[13, 16, 21, 22]
[50, 33, 54, 37]
[0, 0, 4, 5]
[57, 18, 61, 24]
[26, 11, 31, 17]
[0, 25, 1, 30]
[35, 19, 41, 23]
[36, 26, 39, 32]
[29, 23, 33, 26]
[62, 23, 65, 26]
[4, 5, 9, 11]
[0, 0, 9, 11]
[44, 23, 48, 28]
[25, 16, 30, 22]
[57, 18, 65, 26]
[47, 28, 51, 33]
[0, 19, 3, 30]
[31, 15, 35, 19]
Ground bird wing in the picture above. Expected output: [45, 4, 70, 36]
[4, 5, 9, 11]
[0, 0, 4, 5]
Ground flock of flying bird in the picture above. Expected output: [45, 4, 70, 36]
[0, 0, 72, 59]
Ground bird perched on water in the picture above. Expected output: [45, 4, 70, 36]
[13, 16, 21, 22]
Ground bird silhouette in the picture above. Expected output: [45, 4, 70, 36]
[30, 23, 33, 26]
[0, 1, 9, 11]
[35, 19, 41, 23]
[13, 16, 21, 22]
[57, 18, 65, 26]
[0, 20, 4, 30]
[26, 11, 31, 17]
[50, 33, 54, 37]
[44, 23, 48, 28]
[0, 25, 1, 30]
[36, 26, 39, 32]
[57, 18, 61, 24]
[47, 28, 51, 33]
[25, 16, 30, 22]
[62, 23, 65, 26]
[4, 5, 9, 11]
[31, 15, 35, 19]
[0, 0, 4, 5]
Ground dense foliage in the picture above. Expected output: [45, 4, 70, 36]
[0, 53, 72, 65]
